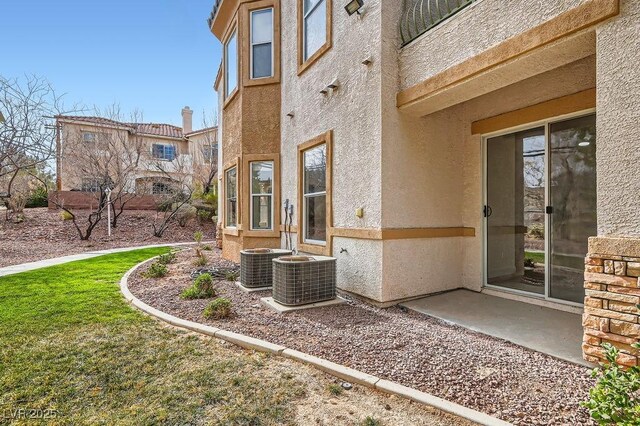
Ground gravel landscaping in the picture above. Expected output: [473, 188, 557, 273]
[0, 208, 215, 268]
[129, 248, 597, 426]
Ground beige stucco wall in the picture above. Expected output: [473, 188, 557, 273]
[595, 0, 640, 237]
[380, 49, 596, 299]
[398, 0, 589, 91]
[280, 0, 386, 297]
[59, 121, 191, 192]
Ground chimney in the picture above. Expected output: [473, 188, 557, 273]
[181, 106, 193, 134]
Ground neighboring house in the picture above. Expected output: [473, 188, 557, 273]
[208, 0, 640, 365]
[55, 107, 218, 201]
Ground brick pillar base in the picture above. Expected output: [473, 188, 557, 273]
[583, 237, 640, 366]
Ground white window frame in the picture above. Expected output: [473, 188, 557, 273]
[225, 167, 238, 228]
[303, 0, 326, 62]
[302, 144, 327, 245]
[224, 30, 238, 98]
[249, 161, 274, 231]
[151, 144, 176, 161]
[250, 8, 274, 80]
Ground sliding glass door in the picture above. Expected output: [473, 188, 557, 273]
[484, 113, 596, 305]
[548, 115, 597, 303]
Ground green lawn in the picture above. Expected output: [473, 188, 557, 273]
[525, 250, 545, 264]
[0, 249, 305, 425]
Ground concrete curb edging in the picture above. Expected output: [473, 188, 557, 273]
[121, 257, 513, 426]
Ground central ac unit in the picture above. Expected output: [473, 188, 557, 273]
[240, 248, 292, 288]
[272, 256, 337, 306]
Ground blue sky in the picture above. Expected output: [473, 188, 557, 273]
[1, 0, 222, 127]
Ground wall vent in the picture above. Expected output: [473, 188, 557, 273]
[240, 248, 292, 288]
[272, 256, 337, 306]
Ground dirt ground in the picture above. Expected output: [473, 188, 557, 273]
[0, 207, 216, 268]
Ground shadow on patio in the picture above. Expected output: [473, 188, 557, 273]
[402, 289, 587, 366]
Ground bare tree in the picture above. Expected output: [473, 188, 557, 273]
[0, 75, 72, 208]
[53, 105, 145, 239]
[193, 111, 219, 195]
[145, 152, 195, 238]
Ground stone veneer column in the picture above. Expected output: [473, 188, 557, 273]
[583, 237, 640, 366]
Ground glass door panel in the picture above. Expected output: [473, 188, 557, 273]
[486, 127, 546, 295]
[549, 114, 597, 303]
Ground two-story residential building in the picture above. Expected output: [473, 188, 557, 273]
[55, 107, 218, 201]
[209, 0, 640, 365]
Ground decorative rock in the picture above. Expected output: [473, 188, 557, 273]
[610, 319, 640, 338]
[614, 261, 627, 276]
[627, 262, 640, 277]
[341, 382, 353, 390]
[604, 260, 614, 274]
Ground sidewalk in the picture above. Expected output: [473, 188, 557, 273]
[0, 242, 203, 278]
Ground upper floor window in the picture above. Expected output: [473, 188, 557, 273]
[303, 0, 327, 61]
[82, 132, 97, 143]
[250, 161, 273, 230]
[303, 143, 327, 243]
[225, 167, 238, 227]
[250, 8, 274, 79]
[152, 144, 176, 161]
[225, 30, 238, 97]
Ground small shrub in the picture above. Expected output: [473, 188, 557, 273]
[157, 251, 176, 265]
[224, 270, 239, 282]
[26, 186, 49, 208]
[193, 255, 208, 267]
[361, 417, 382, 426]
[176, 204, 197, 227]
[202, 245, 212, 251]
[197, 209, 212, 223]
[144, 262, 168, 278]
[60, 210, 73, 221]
[194, 231, 204, 244]
[582, 339, 640, 424]
[181, 274, 216, 300]
[327, 384, 343, 396]
[203, 298, 232, 319]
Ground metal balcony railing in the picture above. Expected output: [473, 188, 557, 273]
[400, 0, 476, 46]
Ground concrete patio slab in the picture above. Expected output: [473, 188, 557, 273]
[402, 289, 588, 366]
[260, 296, 347, 313]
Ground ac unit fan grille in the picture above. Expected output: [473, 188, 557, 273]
[273, 258, 337, 306]
[240, 249, 292, 288]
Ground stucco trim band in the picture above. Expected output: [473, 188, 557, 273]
[396, 0, 618, 109]
[471, 89, 596, 135]
[330, 227, 476, 240]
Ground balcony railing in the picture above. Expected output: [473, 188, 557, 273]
[400, 0, 476, 46]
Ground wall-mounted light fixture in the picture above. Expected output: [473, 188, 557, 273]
[345, 0, 364, 16]
[327, 78, 340, 90]
[287, 111, 295, 118]
[361, 56, 373, 66]
[320, 88, 329, 95]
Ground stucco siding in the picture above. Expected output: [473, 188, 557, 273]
[595, 0, 640, 236]
[280, 0, 383, 230]
[398, 0, 589, 91]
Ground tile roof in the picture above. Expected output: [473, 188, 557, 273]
[136, 123, 183, 138]
[55, 115, 209, 139]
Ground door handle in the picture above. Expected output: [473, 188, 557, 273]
[483, 205, 493, 218]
